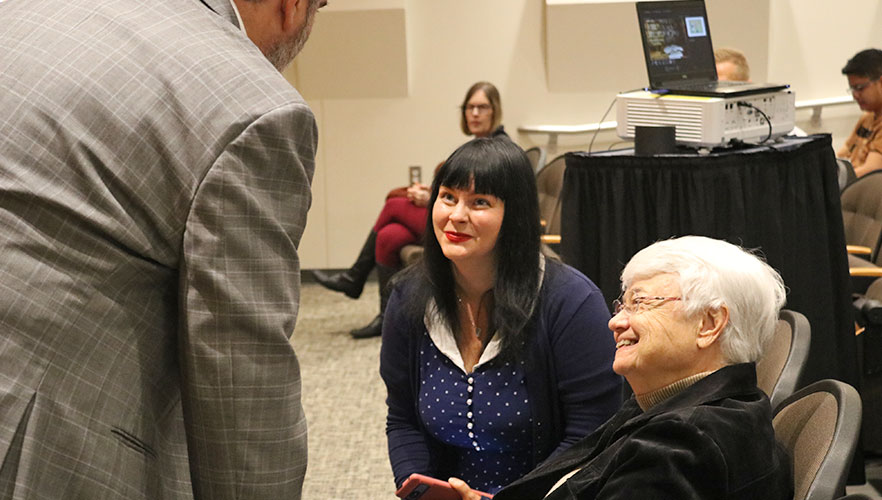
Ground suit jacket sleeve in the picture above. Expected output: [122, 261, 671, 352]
[178, 102, 316, 499]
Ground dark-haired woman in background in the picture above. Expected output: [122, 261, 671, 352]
[380, 137, 621, 494]
[313, 82, 507, 338]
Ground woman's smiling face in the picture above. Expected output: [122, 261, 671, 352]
[432, 183, 504, 267]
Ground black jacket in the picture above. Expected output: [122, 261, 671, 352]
[495, 363, 793, 500]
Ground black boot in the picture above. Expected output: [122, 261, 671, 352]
[351, 264, 396, 339]
[349, 314, 383, 339]
[313, 231, 376, 299]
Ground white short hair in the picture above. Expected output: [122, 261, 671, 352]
[621, 236, 787, 364]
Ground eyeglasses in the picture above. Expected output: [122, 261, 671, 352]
[612, 295, 681, 316]
[463, 104, 492, 114]
[847, 78, 878, 95]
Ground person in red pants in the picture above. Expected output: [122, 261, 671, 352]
[314, 81, 507, 338]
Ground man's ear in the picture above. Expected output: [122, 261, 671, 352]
[696, 306, 728, 350]
[281, 0, 304, 33]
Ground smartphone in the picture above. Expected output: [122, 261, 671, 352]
[395, 473, 493, 500]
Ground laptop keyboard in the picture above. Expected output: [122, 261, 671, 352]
[670, 80, 744, 90]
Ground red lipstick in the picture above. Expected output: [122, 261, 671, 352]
[445, 231, 472, 243]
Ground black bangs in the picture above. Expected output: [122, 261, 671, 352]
[435, 137, 523, 201]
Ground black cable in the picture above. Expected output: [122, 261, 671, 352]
[587, 97, 618, 155]
[607, 141, 633, 151]
[736, 101, 773, 144]
[550, 91, 644, 238]
[587, 89, 643, 155]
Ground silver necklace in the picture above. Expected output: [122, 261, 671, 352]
[457, 293, 487, 338]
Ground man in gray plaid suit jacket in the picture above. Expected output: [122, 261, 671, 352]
[0, 0, 325, 497]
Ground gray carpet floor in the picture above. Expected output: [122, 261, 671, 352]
[293, 280, 393, 500]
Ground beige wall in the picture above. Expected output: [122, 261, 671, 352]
[290, 0, 882, 269]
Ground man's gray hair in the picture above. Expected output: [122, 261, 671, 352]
[621, 236, 786, 364]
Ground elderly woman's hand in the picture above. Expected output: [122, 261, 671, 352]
[447, 477, 483, 500]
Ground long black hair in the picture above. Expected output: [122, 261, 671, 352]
[400, 136, 542, 361]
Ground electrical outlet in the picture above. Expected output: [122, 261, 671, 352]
[409, 165, 422, 184]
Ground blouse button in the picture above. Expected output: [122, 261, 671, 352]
[467, 422, 473, 429]
[468, 377, 474, 384]
[467, 385, 473, 393]
[468, 432, 474, 438]
[467, 412, 473, 418]
[472, 441, 478, 447]
[466, 399, 472, 406]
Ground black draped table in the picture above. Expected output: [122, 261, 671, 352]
[560, 134, 857, 389]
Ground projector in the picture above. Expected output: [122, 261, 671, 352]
[616, 90, 796, 148]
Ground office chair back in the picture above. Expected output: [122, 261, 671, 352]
[536, 154, 566, 236]
[841, 170, 882, 265]
[772, 379, 861, 500]
[837, 158, 857, 191]
[525, 146, 547, 174]
[756, 309, 811, 411]
[853, 280, 882, 454]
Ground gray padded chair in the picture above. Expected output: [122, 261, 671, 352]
[536, 153, 566, 238]
[852, 280, 882, 455]
[841, 171, 882, 294]
[399, 243, 424, 268]
[837, 158, 858, 192]
[842, 171, 882, 268]
[525, 146, 547, 174]
[773, 379, 862, 500]
[756, 309, 811, 411]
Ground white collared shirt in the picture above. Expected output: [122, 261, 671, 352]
[423, 255, 546, 374]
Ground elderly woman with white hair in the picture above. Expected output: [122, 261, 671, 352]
[450, 236, 794, 500]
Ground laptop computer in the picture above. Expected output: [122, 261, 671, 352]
[635, 0, 788, 97]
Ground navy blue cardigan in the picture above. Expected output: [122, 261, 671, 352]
[380, 259, 622, 488]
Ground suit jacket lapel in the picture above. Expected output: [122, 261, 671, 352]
[199, 0, 240, 29]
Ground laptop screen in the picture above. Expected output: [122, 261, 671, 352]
[636, 1, 717, 87]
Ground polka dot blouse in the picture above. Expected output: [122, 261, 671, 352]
[417, 331, 532, 494]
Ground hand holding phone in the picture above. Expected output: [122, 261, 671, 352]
[395, 473, 493, 500]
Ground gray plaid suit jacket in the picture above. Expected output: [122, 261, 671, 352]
[0, 0, 315, 498]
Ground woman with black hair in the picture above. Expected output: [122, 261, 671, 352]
[380, 137, 621, 495]
[313, 81, 506, 339]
